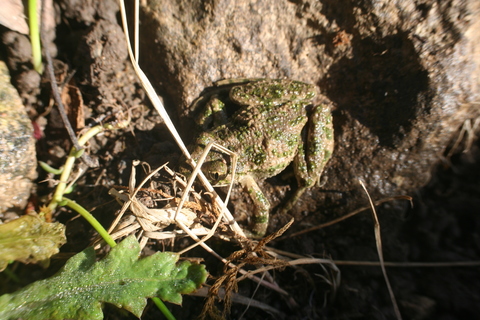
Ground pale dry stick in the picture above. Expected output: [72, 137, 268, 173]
[93, 164, 170, 249]
[359, 180, 402, 320]
[282, 195, 412, 239]
[446, 113, 480, 158]
[109, 161, 227, 250]
[178, 211, 224, 255]
[108, 164, 225, 246]
[107, 161, 208, 247]
[117, 0, 246, 239]
[264, 246, 341, 271]
[106, 161, 168, 236]
[138, 229, 148, 249]
[176, 141, 238, 254]
[127, 162, 169, 204]
[191, 287, 285, 318]
[163, 165, 203, 202]
[105, 191, 133, 238]
[163, 164, 232, 250]
[333, 260, 480, 267]
[235, 258, 340, 283]
[239, 272, 267, 319]
[117, 0, 288, 296]
[107, 189, 207, 242]
[107, 216, 140, 242]
[134, 0, 139, 60]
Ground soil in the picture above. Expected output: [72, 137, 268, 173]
[1, 1, 479, 319]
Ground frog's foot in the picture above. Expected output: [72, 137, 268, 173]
[238, 175, 270, 238]
[277, 186, 308, 216]
[281, 103, 334, 215]
[195, 95, 228, 130]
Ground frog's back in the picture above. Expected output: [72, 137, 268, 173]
[222, 101, 308, 180]
[230, 79, 316, 106]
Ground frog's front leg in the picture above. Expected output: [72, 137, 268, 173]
[238, 175, 270, 238]
[195, 95, 228, 130]
[281, 103, 334, 214]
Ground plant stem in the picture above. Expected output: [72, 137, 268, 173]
[63, 198, 176, 320]
[28, 0, 43, 73]
[39, 86, 173, 317]
[152, 297, 176, 320]
[2, 267, 21, 283]
[47, 125, 104, 213]
[62, 198, 116, 248]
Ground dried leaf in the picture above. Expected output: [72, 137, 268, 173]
[0, 0, 28, 34]
[0, 215, 66, 271]
[0, 0, 55, 35]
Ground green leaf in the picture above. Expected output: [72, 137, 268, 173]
[0, 215, 66, 271]
[0, 236, 208, 320]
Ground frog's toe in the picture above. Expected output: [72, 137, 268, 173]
[278, 186, 308, 216]
[247, 215, 269, 238]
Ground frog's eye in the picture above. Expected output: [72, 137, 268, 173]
[203, 160, 229, 183]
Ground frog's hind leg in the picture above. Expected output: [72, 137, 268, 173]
[281, 103, 334, 215]
[238, 175, 270, 238]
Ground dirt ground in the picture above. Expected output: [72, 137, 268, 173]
[1, 1, 480, 319]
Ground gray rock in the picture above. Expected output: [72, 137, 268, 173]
[137, 0, 480, 225]
[0, 61, 37, 216]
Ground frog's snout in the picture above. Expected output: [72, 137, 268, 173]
[203, 159, 229, 184]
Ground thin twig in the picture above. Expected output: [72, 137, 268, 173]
[281, 195, 412, 239]
[359, 180, 402, 320]
[40, 0, 96, 167]
[333, 260, 480, 267]
[40, 2, 79, 150]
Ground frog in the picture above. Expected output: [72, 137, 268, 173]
[187, 79, 334, 238]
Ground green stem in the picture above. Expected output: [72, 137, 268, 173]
[2, 267, 21, 283]
[39, 161, 64, 175]
[62, 197, 116, 248]
[152, 297, 176, 320]
[63, 198, 176, 320]
[47, 125, 104, 213]
[43, 121, 175, 319]
[28, 0, 43, 73]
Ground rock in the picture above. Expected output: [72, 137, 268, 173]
[0, 60, 37, 217]
[137, 0, 480, 224]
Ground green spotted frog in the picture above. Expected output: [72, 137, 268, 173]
[189, 79, 334, 237]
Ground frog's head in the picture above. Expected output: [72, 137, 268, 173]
[202, 158, 230, 185]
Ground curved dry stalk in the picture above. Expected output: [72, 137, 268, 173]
[446, 112, 480, 158]
[333, 260, 480, 267]
[191, 287, 286, 318]
[235, 257, 340, 282]
[282, 195, 412, 239]
[106, 161, 168, 235]
[104, 161, 206, 248]
[176, 142, 238, 254]
[117, 0, 246, 243]
[359, 180, 402, 320]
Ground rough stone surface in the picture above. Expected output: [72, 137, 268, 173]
[1, 1, 479, 317]
[138, 0, 480, 224]
[0, 61, 37, 216]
